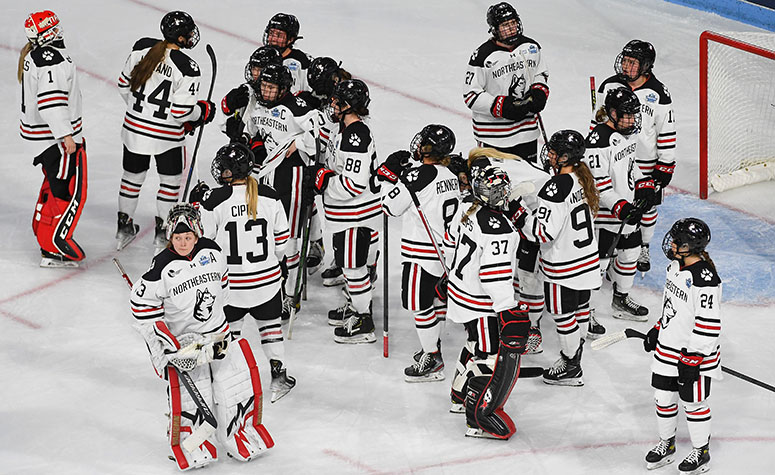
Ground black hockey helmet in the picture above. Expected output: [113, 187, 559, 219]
[165, 203, 203, 241]
[331, 79, 371, 115]
[244, 46, 283, 85]
[447, 153, 471, 191]
[604, 87, 642, 136]
[662, 218, 711, 261]
[471, 164, 511, 210]
[160, 11, 199, 49]
[211, 143, 255, 185]
[263, 13, 301, 49]
[257, 63, 292, 107]
[540, 129, 586, 172]
[308, 57, 341, 98]
[486, 2, 523, 46]
[410, 124, 456, 161]
[615, 40, 656, 81]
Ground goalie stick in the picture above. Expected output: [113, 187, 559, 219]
[592, 327, 775, 393]
[182, 44, 217, 202]
[112, 257, 219, 451]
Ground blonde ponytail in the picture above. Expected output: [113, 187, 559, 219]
[245, 176, 259, 220]
[17, 43, 33, 83]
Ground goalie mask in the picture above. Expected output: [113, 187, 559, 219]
[211, 143, 254, 185]
[486, 2, 523, 46]
[244, 46, 282, 84]
[604, 87, 642, 136]
[662, 217, 711, 261]
[25, 10, 63, 47]
[615, 40, 656, 81]
[540, 129, 586, 173]
[471, 164, 511, 211]
[410, 124, 456, 161]
[160, 11, 200, 49]
[166, 203, 204, 241]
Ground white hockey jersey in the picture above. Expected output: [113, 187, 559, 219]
[595, 74, 676, 176]
[118, 38, 204, 155]
[282, 48, 313, 95]
[476, 155, 549, 209]
[652, 260, 722, 379]
[243, 91, 317, 164]
[521, 173, 601, 290]
[445, 206, 519, 324]
[199, 183, 290, 308]
[322, 119, 382, 234]
[19, 40, 83, 151]
[463, 37, 549, 148]
[382, 163, 461, 277]
[584, 124, 644, 233]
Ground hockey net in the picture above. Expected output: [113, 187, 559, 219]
[700, 31, 775, 199]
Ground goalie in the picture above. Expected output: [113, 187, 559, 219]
[130, 204, 273, 470]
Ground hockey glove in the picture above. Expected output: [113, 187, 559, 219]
[168, 333, 215, 372]
[677, 349, 703, 385]
[504, 198, 528, 229]
[189, 181, 210, 204]
[376, 150, 412, 183]
[225, 116, 245, 142]
[492, 95, 532, 121]
[612, 200, 643, 225]
[434, 274, 448, 302]
[183, 100, 217, 134]
[221, 85, 250, 115]
[498, 304, 531, 353]
[526, 84, 549, 113]
[305, 163, 336, 194]
[249, 139, 268, 166]
[652, 162, 675, 188]
[643, 325, 659, 352]
[634, 177, 657, 207]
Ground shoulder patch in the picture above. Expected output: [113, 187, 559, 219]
[142, 248, 180, 281]
[643, 74, 672, 105]
[598, 75, 628, 93]
[200, 185, 233, 211]
[294, 91, 321, 110]
[340, 122, 372, 153]
[281, 92, 314, 115]
[402, 164, 438, 193]
[169, 49, 201, 77]
[30, 46, 65, 67]
[286, 49, 312, 68]
[196, 237, 222, 253]
[468, 40, 499, 67]
[257, 183, 279, 199]
[538, 174, 573, 203]
[687, 261, 721, 287]
[476, 208, 513, 235]
[132, 37, 160, 52]
[585, 124, 614, 149]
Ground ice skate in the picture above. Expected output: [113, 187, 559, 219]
[404, 351, 445, 382]
[306, 239, 324, 275]
[269, 359, 296, 403]
[645, 436, 676, 470]
[328, 301, 356, 327]
[449, 402, 465, 414]
[153, 216, 167, 253]
[333, 312, 376, 344]
[116, 212, 139, 251]
[413, 339, 442, 362]
[587, 309, 606, 339]
[678, 443, 710, 475]
[612, 282, 649, 321]
[321, 264, 345, 287]
[39, 249, 80, 268]
[465, 426, 508, 439]
[637, 244, 651, 273]
[543, 343, 583, 386]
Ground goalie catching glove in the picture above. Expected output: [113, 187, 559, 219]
[168, 333, 228, 372]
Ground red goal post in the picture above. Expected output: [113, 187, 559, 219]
[699, 31, 775, 199]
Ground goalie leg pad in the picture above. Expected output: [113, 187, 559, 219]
[464, 344, 521, 440]
[167, 366, 217, 471]
[211, 338, 274, 462]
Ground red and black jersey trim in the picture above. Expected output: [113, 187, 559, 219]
[541, 250, 599, 281]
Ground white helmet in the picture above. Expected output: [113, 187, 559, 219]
[165, 203, 203, 241]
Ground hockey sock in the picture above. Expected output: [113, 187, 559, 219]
[342, 266, 372, 314]
[118, 170, 147, 217]
[611, 247, 639, 292]
[413, 307, 442, 353]
[549, 310, 581, 357]
[684, 401, 711, 448]
[156, 173, 182, 221]
[283, 238, 300, 296]
[575, 302, 591, 340]
[640, 207, 658, 244]
[654, 390, 679, 441]
[258, 318, 285, 361]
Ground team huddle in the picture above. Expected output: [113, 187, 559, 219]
[18, 4, 721, 474]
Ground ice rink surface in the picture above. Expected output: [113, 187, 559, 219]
[1, 1, 773, 473]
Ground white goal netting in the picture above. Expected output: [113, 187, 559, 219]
[705, 31, 775, 193]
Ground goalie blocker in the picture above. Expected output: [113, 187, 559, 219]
[465, 304, 530, 440]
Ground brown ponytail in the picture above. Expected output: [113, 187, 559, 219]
[594, 106, 608, 124]
[700, 251, 718, 274]
[245, 176, 259, 220]
[129, 40, 170, 91]
[461, 201, 480, 225]
[17, 43, 33, 83]
[573, 161, 600, 216]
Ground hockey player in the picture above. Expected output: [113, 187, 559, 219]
[19, 10, 87, 267]
[444, 163, 530, 439]
[220, 46, 282, 145]
[379, 124, 461, 381]
[305, 79, 382, 344]
[463, 2, 549, 163]
[239, 63, 318, 319]
[263, 13, 312, 94]
[194, 144, 296, 403]
[507, 130, 601, 386]
[595, 40, 676, 273]
[116, 11, 216, 251]
[642, 218, 719, 474]
[585, 87, 655, 323]
[131, 203, 273, 470]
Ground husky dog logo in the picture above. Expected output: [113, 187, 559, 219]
[194, 288, 215, 322]
[660, 297, 678, 329]
[508, 74, 527, 98]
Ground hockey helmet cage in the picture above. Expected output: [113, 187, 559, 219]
[662, 217, 711, 260]
[540, 129, 586, 172]
[244, 46, 283, 84]
[471, 164, 512, 210]
[211, 143, 255, 185]
[604, 87, 642, 136]
[486, 2, 523, 46]
[25, 11, 62, 46]
[308, 57, 341, 98]
[331, 79, 371, 115]
[257, 63, 292, 107]
[263, 13, 301, 49]
[166, 203, 204, 240]
[410, 124, 456, 161]
[160, 11, 200, 49]
[615, 40, 656, 80]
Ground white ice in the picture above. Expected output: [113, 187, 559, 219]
[1, 1, 773, 473]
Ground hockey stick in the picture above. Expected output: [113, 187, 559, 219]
[382, 212, 389, 358]
[254, 136, 296, 180]
[536, 112, 549, 146]
[589, 76, 597, 112]
[592, 328, 775, 393]
[113, 257, 219, 451]
[182, 44, 217, 202]
[602, 197, 652, 260]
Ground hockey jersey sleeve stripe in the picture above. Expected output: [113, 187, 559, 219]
[37, 89, 68, 97]
[230, 268, 282, 284]
[324, 202, 381, 217]
[448, 286, 494, 308]
[464, 91, 481, 108]
[154, 321, 180, 349]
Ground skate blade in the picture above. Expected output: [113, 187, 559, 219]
[542, 377, 584, 386]
[327, 319, 345, 327]
[679, 463, 710, 475]
[333, 333, 376, 344]
[404, 371, 446, 383]
[464, 427, 510, 440]
[307, 263, 322, 275]
[322, 278, 346, 287]
[270, 385, 294, 403]
[646, 455, 674, 470]
[40, 257, 80, 268]
[612, 311, 648, 322]
[449, 403, 465, 414]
